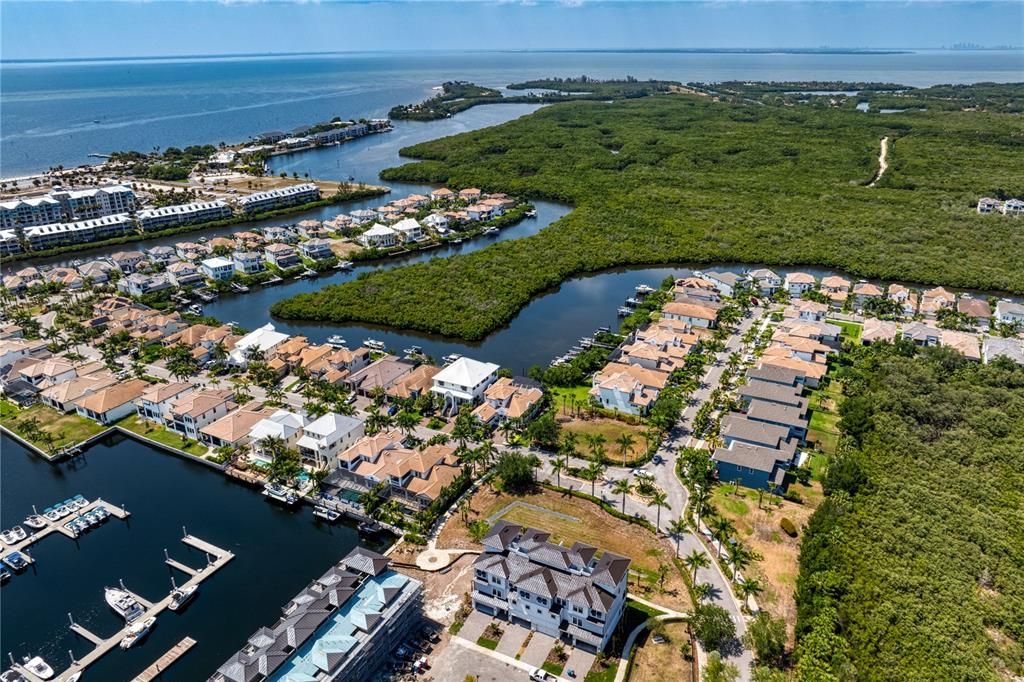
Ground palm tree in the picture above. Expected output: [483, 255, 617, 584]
[560, 431, 579, 460]
[668, 517, 688, 555]
[692, 581, 714, 603]
[611, 478, 633, 513]
[693, 486, 712, 528]
[648, 490, 670, 532]
[683, 549, 710, 582]
[615, 433, 636, 466]
[584, 459, 605, 497]
[476, 440, 497, 469]
[711, 516, 736, 558]
[550, 454, 567, 488]
[727, 543, 759, 582]
[395, 409, 419, 439]
[736, 577, 764, 607]
[586, 433, 608, 462]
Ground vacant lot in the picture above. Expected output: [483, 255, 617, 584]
[1, 403, 107, 452]
[440, 485, 692, 612]
[119, 414, 208, 456]
[628, 622, 693, 682]
[559, 417, 650, 463]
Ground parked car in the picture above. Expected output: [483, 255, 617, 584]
[631, 468, 652, 478]
[530, 669, 556, 682]
[651, 454, 664, 465]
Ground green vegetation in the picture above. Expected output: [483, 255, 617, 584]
[390, 81, 504, 120]
[0, 403, 108, 455]
[119, 414, 208, 457]
[796, 343, 1024, 681]
[476, 636, 499, 650]
[273, 84, 1024, 340]
[110, 145, 218, 180]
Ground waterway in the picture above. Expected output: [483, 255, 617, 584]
[0, 432, 381, 681]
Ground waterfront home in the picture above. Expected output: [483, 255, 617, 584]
[995, 300, 1024, 326]
[207, 150, 237, 168]
[472, 377, 543, 426]
[703, 271, 746, 298]
[208, 236, 237, 251]
[145, 245, 177, 265]
[464, 203, 494, 221]
[1003, 198, 1024, 215]
[24, 214, 136, 250]
[50, 185, 136, 220]
[77, 260, 113, 283]
[75, 378, 150, 424]
[0, 230, 22, 256]
[324, 214, 354, 232]
[298, 238, 334, 261]
[820, 276, 851, 305]
[957, 296, 991, 328]
[231, 250, 264, 275]
[590, 362, 669, 415]
[359, 223, 398, 249]
[4, 378, 39, 406]
[165, 389, 235, 440]
[275, 135, 312, 149]
[175, 241, 209, 261]
[349, 209, 378, 225]
[423, 213, 449, 231]
[14, 266, 42, 282]
[264, 242, 300, 269]
[887, 284, 918, 316]
[18, 357, 78, 388]
[919, 286, 956, 318]
[386, 364, 441, 400]
[238, 183, 320, 214]
[982, 337, 1024, 365]
[712, 441, 792, 492]
[40, 372, 118, 413]
[901, 321, 942, 347]
[861, 318, 899, 344]
[346, 356, 416, 397]
[199, 405, 276, 449]
[232, 230, 264, 246]
[166, 261, 205, 287]
[228, 323, 289, 366]
[391, 217, 425, 243]
[784, 272, 816, 297]
[296, 412, 365, 469]
[472, 522, 631, 652]
[305, 346, 372, 384]
[430, 356, 500, 415]
[1, 274, 30, 295]
[458, 188, 482, 202]
[0, 194, 63, 229]
[200, 256, 236, 282]
[431, 187, 455, 202]
[248, 410, 308, 464]
[852, 281, 883, 307]
[940, 330, 982, 361]
[136, 382, 195, 422]
[137, 201, 232, 232]
[209, 547, 423, 682]
[338, 437, 462, 509]
[977, 197, 1002, 214]
[661, 301, 718, 328]
[110, 250, 148, 274]
[784, 299, 828, 322]
[45, 267, 85, 289]
[117, 272, 173, 298]
[749, 268, 782, 297]
[262, 226, 297, 243]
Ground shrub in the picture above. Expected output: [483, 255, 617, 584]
[780, 517, 798, 537]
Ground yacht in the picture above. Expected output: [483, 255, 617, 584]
[72, 495, 89, 510]
[263, 483, 299, 506]
[313, 505, 341, 523]
[93, 506, 110, 520]
[482, 226, 499, 235]
[42, 507, 62, 522]
[119, 617, 157, 649]
[0, 670, 27, 682]
[188, 304, 204, 315]
[230, 282, 250, 293]
[334, 260, 354, 270]
[21, 657, 53, 681]
[525, 209, 538, 218]
[0, 527, 26, 544]
[2, 553, 29, 572]
[169, 585, 198, 612]
[357, 520, 384, 536]
[402, 345, 424, 356]
[105, 586, 145, 623]
[363, 339, 386, 351]
[326, 335, 347, 348]
[635, 284, 655, 295]
[23, 515, 46, 530]
[624, 297, 641, 307]
[617, 306, 632, 316]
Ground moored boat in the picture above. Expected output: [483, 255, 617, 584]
[0, 668, 27, 682]
[72, 494, 89, 509]
[119, 616, 156, 649]
[2, 552, 29, 572]
[105, 586, 145, 623]
[21, 657, 53, 681]
[42, 507, 61, 522]
[263, 483, 299, 506]
[169, 584, 198, 612]
[313, 505, 341, 522]
[0, 527, 26, 544]
[357, 520, 384, 536]
[23, 515, 46, 530]
[0, 567, 11, 584]
[363, 339, 386, 351]
[326, 335, 347, 348]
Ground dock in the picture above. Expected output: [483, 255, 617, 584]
[0, 498, 129, 565]
[12, 534, 232, 682]
[131, 637, 197, 682]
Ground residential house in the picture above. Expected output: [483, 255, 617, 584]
[386, 364, 441, 400]
[852, 281, 883, 307]
[940, 330, 982, 361]
[45, 267, 85, 289]
[296, 412, 365, 469]
[919, 287, 956, 319]
[1003, 198, 1024, 216]
[749, 268, 782, 297]
[737, 380, 804, 409]
[995, 300, 1024, 327]
[820, 276, 851, 306]
[338, 438, 463, 509]
[77, 260, 113, 284]
[175, 242, 209, 262]
[901, 321, 942, 347]
[110, 251, 147, 274]
[702, 271, 746, 298]
[784, 299, 828, 322]
[117, 272, 173, 298]
[359, 223, 398, 249]
[472, 377, 544, 426]
[590, 362, 669, 416]
[720, 414, 798, 457]
[861, 318, 899, 344]
[0, 337, 47, 369]
[136, 382, 195, 422]
[784, 272, 816, 298]
[661, 301, 718, 328]
[431, 187, 455, 202]
[146, 246, 177, 265]
[347, 356, 416, 397]
[391, 218, 425, 243]
[199, 405, 277, 449]
[264, 243, 300, 269]
[75, 379, 150, 424]
[40, 372, 118, 413]
[745, 397, 809, 443]
[458, 188, 482, 202]
[430, 357, 500, 415]
[167, 261, 205, 287]
[306, 346, 372, 385]
[977, 197, 1002, 214]
[200, 257, 236, 282]
[712, 441, 792, 492]
[957, 296, 991, 329]
[887, 284, 918, 316]
[232, 250, 265, 275]
[18, 357, 78, 389]
[228, 323, 289, 366]
[295, 220, 327, 239]
[982, 337, 1024, 365]
[165, 389, 235, 440]
[471, 522, 631, 652]
[298, 238, 334, 261]
[249, 410, 308, 464]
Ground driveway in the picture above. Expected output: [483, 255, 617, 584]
[497, 622, 531, 658]
[520, 631, 558, 668]
[458, 609, 493, 644]
[563, 646, 597, 679]
[430, 637, 533, 682]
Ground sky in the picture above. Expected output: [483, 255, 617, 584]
[1, 1, 1021, 61]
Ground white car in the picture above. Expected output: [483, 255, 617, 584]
[529, 669, 556, 682]
[631, 468, 652, 478]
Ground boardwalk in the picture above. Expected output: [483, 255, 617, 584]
[12, 534, 232, 682]
[132, 637, 197, 682]
[1, 498, 129, 565]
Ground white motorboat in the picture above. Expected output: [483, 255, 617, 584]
[635, 284, 655, 295]
[326, 335, 347, 348]
[441, 353, 462, 365]
[263, 483, 299, 506]
[313, 505, 341, 522]
[1, 668, 28, 682]
[482, 226, 499, 235]
[0, 527, 25, 544]
[105, 586, 145, 623]
[169, 584, 198, 612]
[72, 494, 89, 510]
[22, 657, 53, 680]
[23, 515, 46, 530]
[363, 339, 386, 351]
[55, 505, 72, 518]
[334, 260, 354, 270]
[42, 507, 61, 522]
[120, 616, 156, 649]
[93, 507, 110, 520]
[65, 673, 82, 682]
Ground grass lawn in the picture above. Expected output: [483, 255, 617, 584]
[542, 661, 565, 676]
[627, 622, 692, 682]
[119, 414, 208, 456]
[827, 318, 863, 343]
[0, 403, 107, 452]
[559, 417, 650, 463]
[477, 637, 499, 650]
[0, 400, 18, 419]
[439, 486, 692, 613]
[550, 384, 594, 411]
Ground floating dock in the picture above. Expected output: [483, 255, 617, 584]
[0, 498, 129, 566]
[11, 533, 232, 682]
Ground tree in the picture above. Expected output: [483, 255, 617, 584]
[691, 603, 736, 650]
[262, 436, 302, 483]
[711, 516, 736, 558]
[468, 519, 490, 542]
[611, 478, 633, 513]
[494, 452, 535, 493]
[684, 549, 710, 582]
[726, 542, 755, 582]
[692, 581, 714, 603]
[743, 612, 786, 668]
[647, 489, 670, 532]
[584, 459, 606, 497]
[527, 411, 561, 450]
[737, 576, 764, 605]
[657, 562, 670, 589]
[703, 652, 739, 682]
[166, 343, 199, 382]
[668, 517, 688, 555]
[586, 433, 607, 462]
[395, 409, 419, 438]
[550, 454, 567, 488]
[615, 433, 636, 465]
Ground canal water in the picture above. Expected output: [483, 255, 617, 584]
[0, 432, 377, 681]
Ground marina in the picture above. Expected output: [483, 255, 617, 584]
[130, 637, 197, 682]
[0, 499, 129, 573]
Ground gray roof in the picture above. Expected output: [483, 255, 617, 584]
[482, 520, 522, 552]
[983, 337, 1024, 365]
[746, 365, 801, 386]
[712, 442, 794, 473]
[342, 546, 390, 576]
[738, 380, 804, 407]
[720, 414, 795, 451]
[746, 399, 809, 430]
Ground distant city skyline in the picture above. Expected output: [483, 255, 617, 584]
[2, 1, 1021, 61]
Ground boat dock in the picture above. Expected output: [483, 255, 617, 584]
[12, 533, 232, 682]
[131, 637, 197, 682]
[0, 498, 129, 565]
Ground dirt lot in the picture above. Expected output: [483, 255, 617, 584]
[387, 549, 476, 625]
[328, 240, 362, 257]
[438, 485, 693, 612]
[628, 622, 694, 682]
[558, 416, 650, 463]
[710, 481, 822, 643]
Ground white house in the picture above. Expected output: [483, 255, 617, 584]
[1003, 198, 1024, 216]
[430, 357, 499, 415]
[749, 269, 782, 297]
[391, 218, 425, 243]
[298, 238, 333, 261]
[423, 213, 449, 231]
[228, 323, 290, 366]
[136, 382, 194, 422]
[232, 250, 265, 275]
[702, 271, 746, 298]
[249, 410, 308, 464]
[995, 300, 1024, 326]
[164, 389, 235, 440]
[201, 256, 236, 282]
[264, 243, 300, 268]
[296, 412, 365, 469]
[784, 272, 816, 297]
[359, 223, 398, 249]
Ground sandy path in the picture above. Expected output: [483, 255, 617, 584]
[869, 136, 889, 187]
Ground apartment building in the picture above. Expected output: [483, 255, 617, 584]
[136, 201, 232, 232]
[237, 183, 320, 214]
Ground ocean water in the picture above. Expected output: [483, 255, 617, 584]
[2, 49, 1022, 176]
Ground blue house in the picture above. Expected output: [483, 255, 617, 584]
[712, 442, 791, 492]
